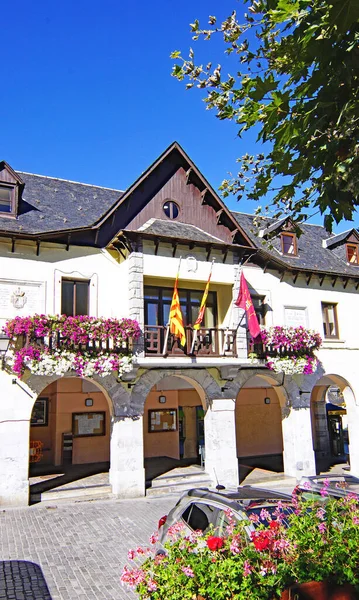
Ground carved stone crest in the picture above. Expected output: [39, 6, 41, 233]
[11, 287, 27, 309]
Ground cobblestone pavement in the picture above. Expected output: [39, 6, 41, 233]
[0, 496, 175, 600]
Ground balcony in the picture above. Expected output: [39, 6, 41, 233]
[144, 325, 237, 357]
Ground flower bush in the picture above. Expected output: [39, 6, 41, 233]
[259, 326, 322, 375]
[121, 485, 359, 599]
[3, 314, 141, 343]
[3, 314, 141, 378]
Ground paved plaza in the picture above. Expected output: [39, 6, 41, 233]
[0, 496, 174, 600]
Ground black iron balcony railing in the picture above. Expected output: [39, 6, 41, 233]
[247, 334, 297, 359]
[19, 332, 132, 355]
[144, 325, 237, 357]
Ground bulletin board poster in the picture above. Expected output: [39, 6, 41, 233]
[72, 412, 105, 437]
[149, 409, 177, 433]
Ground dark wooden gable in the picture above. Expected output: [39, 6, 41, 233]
[127, 167, 236, 244]
[96, 142, 254, 249]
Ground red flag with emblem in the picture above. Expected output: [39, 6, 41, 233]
[235, 271, 261, 339]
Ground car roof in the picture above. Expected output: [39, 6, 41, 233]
[298, 474, 359, 498]
[182, 486, 292, 505]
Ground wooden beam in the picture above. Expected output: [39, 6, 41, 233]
[293, 272, 299, 284]
[154, 239, 160, 256]
[356, 281, 359, 291]
[263, 262, 269, 274]
[342, 277, 349, 289]
[189, 242, 195, 250]
[230, 228, 239, 240]
[206, 245, 212, 262]
[172, 242, 177, 258]
[11, 237, 15, 253]
[319, 274, 325, 287]
[306, 273, 312, 286]
[280, 271, 286, 283]
[66, 233, 71, 251]
[186, 167, 193, 185]
[201, 188, 210, 205]
[331, 276, 337, 288]
[36, 239, 41, 256]
[216, 209, 224, 224]
[222, 247, 229, 264]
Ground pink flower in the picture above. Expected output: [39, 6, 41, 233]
[181, 566, 194, 578]
[243, 560, 252, 576]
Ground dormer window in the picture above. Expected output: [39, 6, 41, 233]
[346, 243, 359, 264]
[0, 184, 14, 214]
[281, 232, 297, 256]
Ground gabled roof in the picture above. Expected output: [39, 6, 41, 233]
[0, 161, 24, 185]
[232, 212, 359, 277]
[323, 228, 359, 248]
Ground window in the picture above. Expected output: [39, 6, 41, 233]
[321, 302, 339, 339]
[144, 286, 217, 328]
[181, 503, 215, 533]
[0, 185, 14, 214]
[281, 233, 297, 256]
[61, 279, 89, 316]
[163, 200, 179, 219]
[252, 295, 266, 326]
[346, 243, 359, 264]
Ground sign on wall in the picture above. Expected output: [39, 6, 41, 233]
[284, 306, 308, 328]
[0, 278, 46, 326]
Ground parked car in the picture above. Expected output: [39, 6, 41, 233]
[297, 473, 359, 500]
[157, 486, 292, 550]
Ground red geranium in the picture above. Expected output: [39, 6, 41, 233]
[206, 536, 224, 551]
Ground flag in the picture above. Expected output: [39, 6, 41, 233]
[235, 271, 261, 339]
[193, 269, 212, 330]
[169, 270, 186, 346]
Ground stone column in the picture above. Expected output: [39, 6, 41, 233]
[0, 372, 31, 507]
[182, 406, 197, 459]
[282, 406, 316, 479]
[345, 398, 359, 478]
[204, 399, 239, 488]
[128, 247, 144, 355]
[109, 415, 145, 498]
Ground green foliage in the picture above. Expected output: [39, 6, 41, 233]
[121, 491, 359, 599]
[171, 0, 359, 231]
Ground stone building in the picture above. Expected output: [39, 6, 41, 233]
[1, 142, 359, 507]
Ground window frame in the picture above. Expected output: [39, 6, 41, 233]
[346, 243, 359, 265]
[281, 232, 297, 256]
[162, 200, 180, 220]
[144, 285, 218, 328]
[0, 183, 16, 217]
[321, 302, 339, 340]
[252, 295, 266, 326]
[61, 278, 90, 317]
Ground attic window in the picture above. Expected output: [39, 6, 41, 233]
[163, 200, 179, 219]
[346, 243, 359, 264]
[0, 184, 14, 214]
[281, 232, 297, 256]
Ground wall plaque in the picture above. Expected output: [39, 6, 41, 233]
[0, 279, 46, 327]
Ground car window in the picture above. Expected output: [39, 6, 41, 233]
[181, 502, 215, 533]
[215, 509, 235, 536]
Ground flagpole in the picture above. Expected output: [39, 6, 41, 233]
[221, 253, 257, 355]
[162, 256, 182, 356]
[190, 258, 215, 355]
[221, 265, 241, 356]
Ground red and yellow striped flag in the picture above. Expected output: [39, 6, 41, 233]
[169, 271, 186, 346]
[193, 266, 213, 330]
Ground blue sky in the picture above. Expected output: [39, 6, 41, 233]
[0, 0, 356, 232]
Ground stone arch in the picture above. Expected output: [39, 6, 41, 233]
[130, 368, 223, 415]
[310, 373, 355, 469]
[25, 372, 130, 418]
[232, 368, 289, 410]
